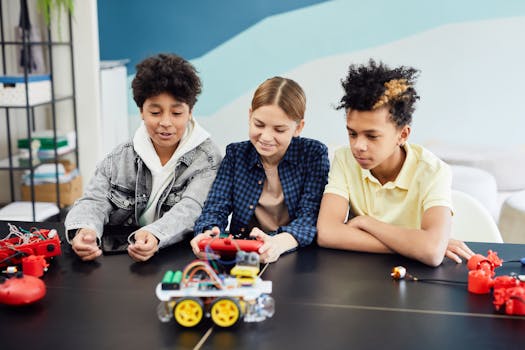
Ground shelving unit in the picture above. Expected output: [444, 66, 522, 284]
[0, 1, 79, 221]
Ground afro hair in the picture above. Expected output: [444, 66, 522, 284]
[337, 59, 420, 127]
[132, 53, 201, 109]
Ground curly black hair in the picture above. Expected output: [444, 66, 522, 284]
[337, 59, 420, 127]
[132, 53, 202, 109]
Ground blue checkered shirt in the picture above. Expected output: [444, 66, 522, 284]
[194, 137, 329, 247]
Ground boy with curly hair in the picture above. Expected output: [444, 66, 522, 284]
[317, 60, 474, 266]
[65, 53, 222, 262]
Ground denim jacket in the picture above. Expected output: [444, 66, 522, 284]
[65, 138, 222, 248]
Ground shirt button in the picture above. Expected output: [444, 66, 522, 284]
[123, 200, 130, 206]
[258, 180, 262, 185]
[249, 205, 254, 209]
[127, 218, 133, 224]
[240, 228, 245, 232]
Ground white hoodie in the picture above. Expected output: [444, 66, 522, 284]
[132, 119, 210, 225]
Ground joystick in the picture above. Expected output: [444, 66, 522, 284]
[198, 235, 263, 258]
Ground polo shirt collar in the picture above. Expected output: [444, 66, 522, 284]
[394, 143, 414, 190]
[361, 143, 414, 190]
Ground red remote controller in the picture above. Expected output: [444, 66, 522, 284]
[198, 236, 263, 256]
[0, 274, 46, 306]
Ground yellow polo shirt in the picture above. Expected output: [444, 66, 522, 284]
[324, 143, 452, 229]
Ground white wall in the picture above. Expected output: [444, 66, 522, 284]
[71, 0, 102, 183]
[100, 62, 129, 155]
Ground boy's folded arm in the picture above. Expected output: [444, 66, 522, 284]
[357, 206, 452, 267]
[316, 193, 454, 266]
[316, 193, 392, 253]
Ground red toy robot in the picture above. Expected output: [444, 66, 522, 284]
[467, 250, 525, 315]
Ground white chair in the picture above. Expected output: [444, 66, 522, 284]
[498, 190, 525, 243]
[451, 190, 504, 243]
[450, 165, 499, 219]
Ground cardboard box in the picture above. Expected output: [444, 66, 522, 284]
[0, 75, 51, 106]
[54, 159, 76, 173]
[21, 175, 82, 208]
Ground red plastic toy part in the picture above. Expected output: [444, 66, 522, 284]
[466, 250, 525, 315]
[0, 228, 61, 267]
[468, 269, 493, 294]
[493, 282, 525, 316]
[467, 250, 503, 275]
[467, 250, 503, 294]
[0, 274, 46, 306]
[22, 255, 49, 277]
[198, 236, 263, 257]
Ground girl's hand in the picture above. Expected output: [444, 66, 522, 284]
[190, 226, 220, 258]
[249, 228, 298, 263]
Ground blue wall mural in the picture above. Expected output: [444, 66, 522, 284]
[98, 0, 525, 153]
[98, 0, 329, 67]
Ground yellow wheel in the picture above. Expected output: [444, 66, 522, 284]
[174, 298, 204, 327]
[210, 297, 242, 328]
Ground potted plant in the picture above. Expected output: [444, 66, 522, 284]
[36, 0, 74, 29]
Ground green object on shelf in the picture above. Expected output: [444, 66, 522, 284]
[18, 137, 68, 150]
[18, 157, 40, 167]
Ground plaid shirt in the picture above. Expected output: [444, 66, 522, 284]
[194, 137, 329, 246]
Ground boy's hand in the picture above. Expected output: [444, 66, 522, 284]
[71, 228, 102, 261]
[128, 230, 159, 262]
[445, 238, 475, 263]
[346, 215, 368, 230]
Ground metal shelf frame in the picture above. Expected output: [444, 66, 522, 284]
[0, 1, 79, 220]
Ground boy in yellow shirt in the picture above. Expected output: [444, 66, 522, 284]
[317, 60, 474, 266]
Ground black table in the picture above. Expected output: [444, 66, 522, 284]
[1, 221, 524, 350]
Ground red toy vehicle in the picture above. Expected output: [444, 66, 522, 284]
[0, 227, 61, 267]
[156, 251, 274, 328]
